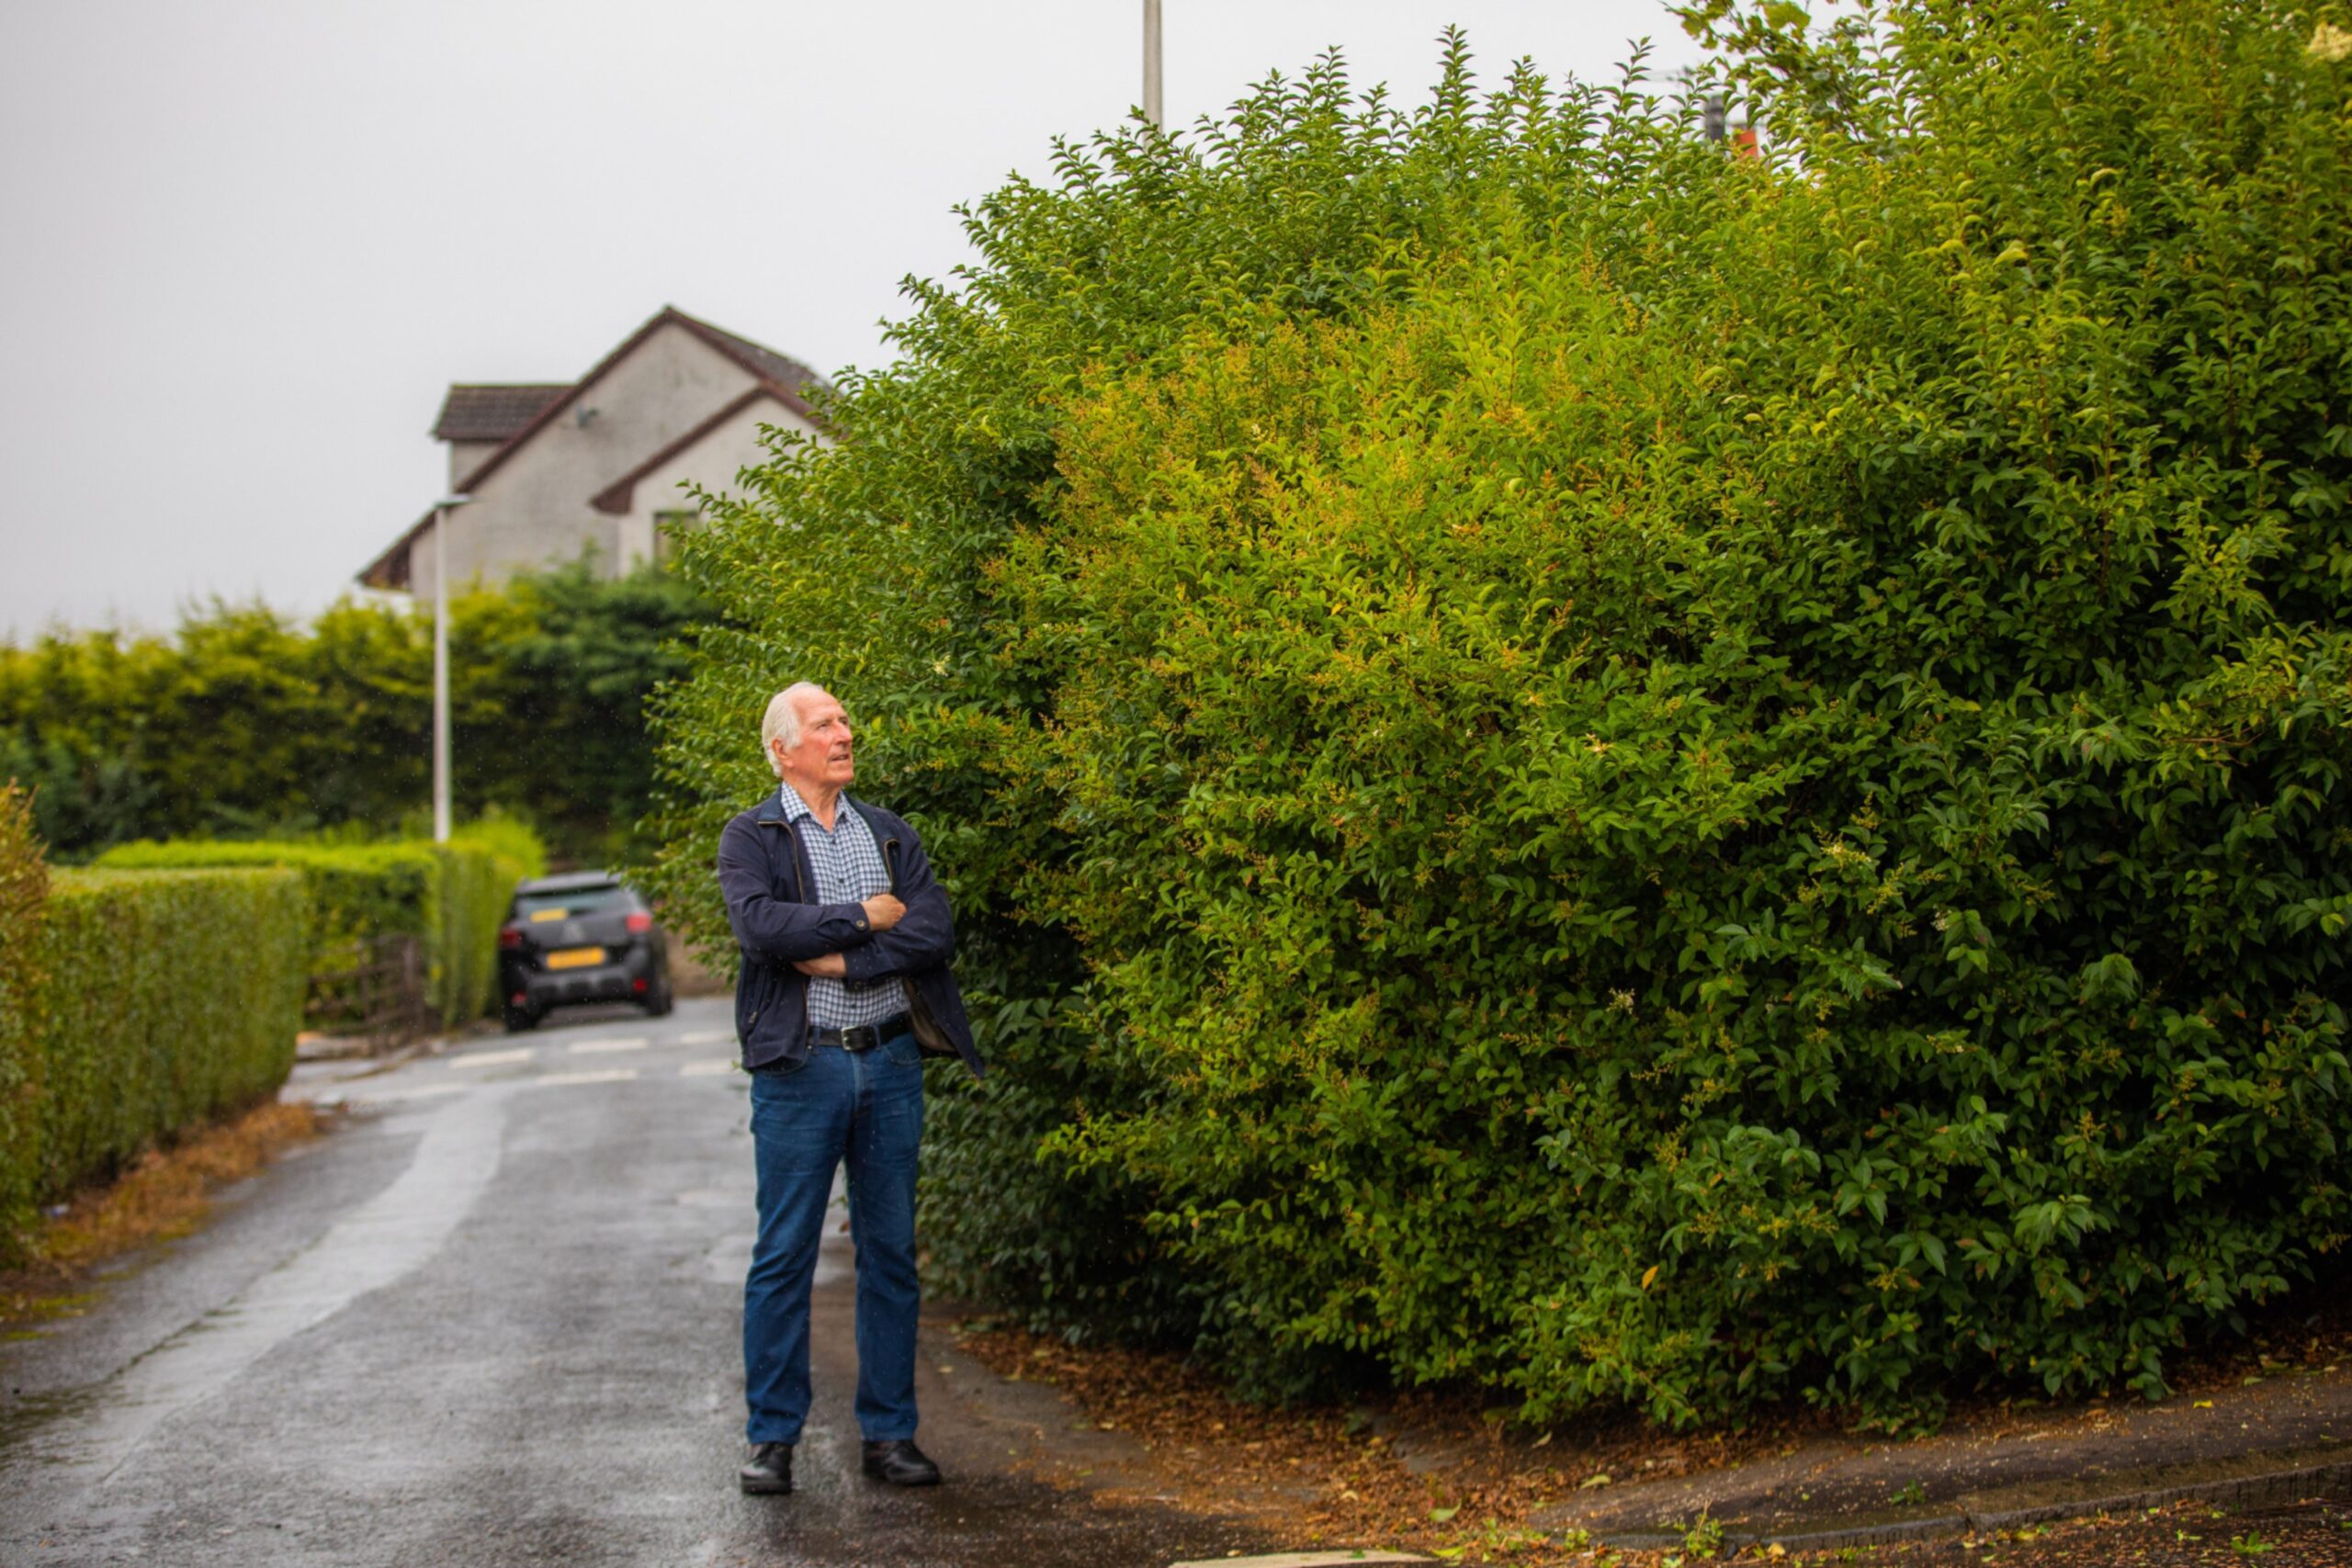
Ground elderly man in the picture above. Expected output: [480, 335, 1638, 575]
[716, 682, 980, 1496]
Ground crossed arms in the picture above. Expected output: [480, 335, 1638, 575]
[716, 814, 956, 983]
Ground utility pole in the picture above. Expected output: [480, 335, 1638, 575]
[1143, 0, 1163, 129]
[430, 494, 471, 843]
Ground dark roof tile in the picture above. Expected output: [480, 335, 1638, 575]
[431, 383, 572, 443]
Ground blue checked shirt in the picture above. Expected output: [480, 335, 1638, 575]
[777, 784, 906, 1029]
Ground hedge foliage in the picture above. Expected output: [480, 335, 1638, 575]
[30, 868, 307, 1207]
[0, 783, 48, 1251]
[0, 804, 309, 1264]
[96, 821, 545, 1028]
[0, 558, 710, 863]
[648, 0, 2352, 1426]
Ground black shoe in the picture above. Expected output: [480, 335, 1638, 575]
[861, 1438, 942, 1486]
[740, 1441, 794, 1495]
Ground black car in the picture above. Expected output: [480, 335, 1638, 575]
[497, 871, 673, 1031]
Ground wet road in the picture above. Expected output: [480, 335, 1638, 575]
[0, 998, 1265, 1566]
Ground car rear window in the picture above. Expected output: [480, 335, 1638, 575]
[514, 885, 636, 921]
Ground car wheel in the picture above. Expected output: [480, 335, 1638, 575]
[641, 982, 674, 1019]
[503, 1003, 542, 1033]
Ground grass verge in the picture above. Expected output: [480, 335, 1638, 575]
[0, 1098, 330, 1326]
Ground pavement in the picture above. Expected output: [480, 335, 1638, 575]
[1526, 1337, 2352, 1554]
[0, 997, 1294, 1567]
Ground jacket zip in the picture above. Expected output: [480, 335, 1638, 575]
[756, 815, 813, 1055]
[786, 819, 808, 1055]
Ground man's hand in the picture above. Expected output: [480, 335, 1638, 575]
[790, 897, 901, 978]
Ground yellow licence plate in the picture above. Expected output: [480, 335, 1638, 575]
[545, 946, 606, 970]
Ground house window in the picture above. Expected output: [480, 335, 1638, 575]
[653, 508, 703, 561]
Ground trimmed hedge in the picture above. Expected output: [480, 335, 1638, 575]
[96, 824, 545, 1028]
[0, 783, 48, 1252]
[433, 821, 548, 1020]
[1, 788, 311, 1265]
[29, 867, 306, 1206]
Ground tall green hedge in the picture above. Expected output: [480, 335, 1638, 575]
[28, 868, 307, 1206]
[650, 0, 2352, 1427]
[0, 559, 713, 865]
[96, 824, 545, 1028]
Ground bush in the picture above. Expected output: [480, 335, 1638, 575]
[646, 28, 1625, 1354]
[96, 822, 546, 1028]
[442, 819, 548, 1019]
[0, 782, 50, 1255]
[28, 868, 307, 1207]
[0, 560, 712, 864]
[0, 793, 315, 1265]
[650, 0, 2352, 1426]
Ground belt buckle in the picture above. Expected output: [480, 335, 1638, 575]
[842, 1025, 878, 1053]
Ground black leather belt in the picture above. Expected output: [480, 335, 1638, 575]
[811, 1013, 911, 1053]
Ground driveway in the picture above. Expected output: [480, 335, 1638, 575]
[0, 998, 1270, 1567]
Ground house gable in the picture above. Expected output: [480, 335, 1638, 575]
[596, 389, 812, 570]
[449, 307, 825, 495]
[591, 387, 776, 515]
[357, 308, 828, 592]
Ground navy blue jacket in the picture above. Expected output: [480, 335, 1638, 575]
[717, 790, 982, 1079]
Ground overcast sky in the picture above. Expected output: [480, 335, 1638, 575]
[0, 0, 1702, 639]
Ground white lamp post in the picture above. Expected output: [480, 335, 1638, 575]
[431, 493, 473, 843]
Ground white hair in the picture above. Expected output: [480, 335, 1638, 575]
[760, 682, 829, 776]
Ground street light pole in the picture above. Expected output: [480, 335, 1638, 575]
[430, 494, 471, 844]
[1143, 0, 1162, 129]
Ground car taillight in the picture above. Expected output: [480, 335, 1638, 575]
[498, 926, 523, 949]
[625, 912, 652, 934]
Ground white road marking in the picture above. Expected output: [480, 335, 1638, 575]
[346, 1082, 469, 1103]
[677, 1029, 735, 1046]
[566, 1036, 650, 1055]
[679, 1060, 735, 1077]
[447, 1048, 534, 1069]
[537, 1068, 639, 1087]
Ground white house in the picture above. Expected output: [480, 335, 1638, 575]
[358, 306, 828, 595]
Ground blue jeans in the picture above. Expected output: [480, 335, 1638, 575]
[744, 1031, 925, 1444]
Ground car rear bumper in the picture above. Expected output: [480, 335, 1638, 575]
[504, 945, 661, 1010]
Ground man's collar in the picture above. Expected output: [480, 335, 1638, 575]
[771, 781, 857, 826]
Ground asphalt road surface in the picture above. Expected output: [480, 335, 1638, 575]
[0, 998, 1268, 1567]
